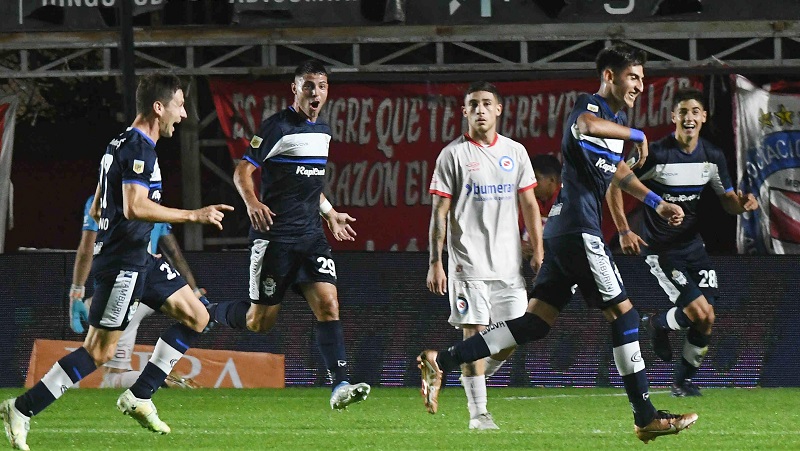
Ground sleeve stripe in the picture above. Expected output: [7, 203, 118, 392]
[430, 189, 452, 198]
[243, 155, 261, 168]
[122, 179, 150, 189]
[518, 182, 537, 193]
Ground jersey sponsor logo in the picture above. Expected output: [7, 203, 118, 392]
[464, 182, 515, 200]
[671, 269, 688, 286]
[663, 193, 700, 202]
[296, 166, 326, 177]
[456, 295, 469, 314]
[133, 159, 145, 174]
[595, 157, 617, 173]
[250, 135, 263, 148]
[499, 156, 514, 172]
[110, 137, 126, 149]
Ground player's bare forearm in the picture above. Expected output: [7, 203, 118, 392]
[234, 160, 262, 208]
[606, 184, 631, 232]
[720, 190, 759, 215]
[72, 230, 96, 286]
[89, 184, 102, 222]
[518, 189, 543, 259]
[428, 195, 450, 265]
[122, 183, 194, 223]
[576, 113, 637, 140]
[611, 163, 650, 202]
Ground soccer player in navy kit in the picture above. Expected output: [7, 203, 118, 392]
[417, 44, 698, 443]
[607, 87, 758, 397]
[208, 60, 370, 410]
[2, 75, 233, 450]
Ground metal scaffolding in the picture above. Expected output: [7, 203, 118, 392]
[1, 20, 798, 248]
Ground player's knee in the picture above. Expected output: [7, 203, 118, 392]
[314, 296, 339, 321]
[246, 312, 277, 333]
[511, 313, 550, 343]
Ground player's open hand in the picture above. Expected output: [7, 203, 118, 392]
[245, 200, 275, 232]
[619, 230, 648, 255]
[426, 263, 447, 296]
[631, 137, 648, 170]
[656, 201, 684, 227]
[195, 204, 235, 230]
[737, 190, 759, 212]
[325, 211, 357, 241]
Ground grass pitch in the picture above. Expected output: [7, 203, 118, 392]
[1, 386, 798, 450]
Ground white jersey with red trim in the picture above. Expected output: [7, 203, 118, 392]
[429, 133, 537, 280]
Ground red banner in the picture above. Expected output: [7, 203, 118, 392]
[210, 77, 701, 251]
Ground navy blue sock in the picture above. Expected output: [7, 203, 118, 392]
[315, 320, 348, 388]
[209, 300, 250, 330]
[675, 328, 711, 383]
[15, 347, 97, 417]
[610, 308, 657, 428]
[652, 306, 693, 331]
[130, 323, 200, 399]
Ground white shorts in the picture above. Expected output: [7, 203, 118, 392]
[447, 275, 528, 328]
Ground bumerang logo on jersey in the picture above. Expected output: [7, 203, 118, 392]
[465, 182, 514, 201]
[296, 166, 325, 177]
[595, 157, 617, 173]
[663, 193, 700, 202]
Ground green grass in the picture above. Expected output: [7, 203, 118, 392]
[2, 387, 798, 450]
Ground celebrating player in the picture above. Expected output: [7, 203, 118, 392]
[416, 44, 698, 443]
[607, 87, 758, 397]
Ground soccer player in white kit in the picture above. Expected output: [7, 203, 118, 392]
[426, 81, 544, 430]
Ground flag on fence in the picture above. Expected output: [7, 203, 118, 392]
[735, 75, 800, 254]
[0, 96, 18, 254]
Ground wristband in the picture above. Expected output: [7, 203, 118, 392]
[619, 229, 632, 236]
[644, 191, 663, 210]
[70, 284, 85, 298]
[319, 199, 333, 215]
[629, 128, 645, 143]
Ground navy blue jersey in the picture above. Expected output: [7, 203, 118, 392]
[634, 134, 733, 251]
[92, 128, 163, 271]
[244, 107, 332, 243]
[544, 93, 627, 238]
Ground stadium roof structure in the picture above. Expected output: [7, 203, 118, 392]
[1, 20, 800, 79]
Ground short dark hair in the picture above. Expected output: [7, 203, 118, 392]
[532, 154, 562, 178]
[294, 59, 328, 78]
[672, 87, 706, 110]
[465, 81, 501, 102]
[135, 74, 182, 116]
[595, 43, 647, 76]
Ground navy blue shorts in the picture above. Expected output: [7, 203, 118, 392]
[89, 255, 187, 331]
[248, 235, 337, 305]
[531, 233, 628, 311]
[644, 241, 718, 307]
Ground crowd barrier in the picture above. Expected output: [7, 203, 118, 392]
[1, 252, 797, 389]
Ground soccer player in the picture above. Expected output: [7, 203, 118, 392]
[207, 60, 370, 410]
[607, 87, 758, 397]
[69, 196, 204, 389]
[522, 154, 562, 259]
[2, 74, 233, 450]
[416, 44, 699, 443]
[427, 81, 544, 430]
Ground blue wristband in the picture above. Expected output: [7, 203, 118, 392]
[629, 128, 645, 143]
[644, 191, 663, 210]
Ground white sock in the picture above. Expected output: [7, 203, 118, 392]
[100, 371, 142, 389]
[484, 357, 505, 378]
[462, 375, 488, 419]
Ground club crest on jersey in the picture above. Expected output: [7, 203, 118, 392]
[671, 270, 688, 286]
[262, 277, 276, 297]
[498, 156, 514, 172]
[456, 295, 469, 314]
[133, 159, 145, 174]
[250, 135, 263, 148]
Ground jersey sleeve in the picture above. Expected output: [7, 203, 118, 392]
[82, 195, 98, 232]
[120, 141, 156, 189]
[243, 116, 282, 168]
[708, 145, 735, 195]
[429, 148, 455, 198]
[518, 147, 537, 192]
[566, 94, 624, 165]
